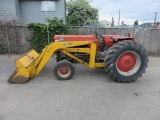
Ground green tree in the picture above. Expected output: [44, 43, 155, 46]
[133, 20, 139, 26]
[111, 17, 115, 27]
[26, 17, 69, 53]
[67, 0, 99, 26]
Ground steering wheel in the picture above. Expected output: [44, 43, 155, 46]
[95, 32, 105, 51]
[95, 32, 102, 39]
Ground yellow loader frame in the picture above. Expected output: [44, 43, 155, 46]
[8, 41, 104, 83]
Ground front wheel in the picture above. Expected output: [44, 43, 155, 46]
[54, 60, 75, 80]
[104, 40, 149, 83]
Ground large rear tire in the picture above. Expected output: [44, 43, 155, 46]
[104, 40, 149, 83]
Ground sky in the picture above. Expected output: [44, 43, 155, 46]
[90, 0, 160, 25]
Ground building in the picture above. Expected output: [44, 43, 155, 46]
[0, 0, 66, 25]
[85, 20, 111, 28]
[155, 22, 160, 28]
[139, 23, 154, 29]
[139, 22, 160, 29]
[98, 20, 111, 28]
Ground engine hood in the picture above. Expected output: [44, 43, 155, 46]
[54, 35, 98, 42]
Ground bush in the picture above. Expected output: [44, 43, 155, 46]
[26, 17, 69, 53]
[0, 45, 7, 54]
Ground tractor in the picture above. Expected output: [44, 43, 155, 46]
[8, 32, 148, 83]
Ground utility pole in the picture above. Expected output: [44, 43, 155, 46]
[154, 12, 158, 25]
[118, 9, 120, 26]
[45, 1, 50, 45]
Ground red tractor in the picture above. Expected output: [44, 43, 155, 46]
[8, 32, 148, 83]
[54, 33, 148, 83]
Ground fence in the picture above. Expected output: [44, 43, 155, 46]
[0, 26, 31, 54]
[69, 27, 160, 54]
[0, 26, 160, 54]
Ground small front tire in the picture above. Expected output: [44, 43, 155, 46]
[54, 60, 75, 80]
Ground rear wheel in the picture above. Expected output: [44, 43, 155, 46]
[54, 60, 75, 80]
[104, 40, 149, 83]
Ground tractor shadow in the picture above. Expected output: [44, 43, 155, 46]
[74, 64, 113, 83]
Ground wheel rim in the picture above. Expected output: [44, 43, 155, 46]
[58, 66, 71, 78]
[116, 51, 141, 76]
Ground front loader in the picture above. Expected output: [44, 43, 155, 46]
[8, 33, 149, 83]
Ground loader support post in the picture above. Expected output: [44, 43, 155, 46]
[88, 42, 97, 68]
[61, 42, 97, 68]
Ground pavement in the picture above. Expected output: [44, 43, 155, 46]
[0, 55, 160, 120]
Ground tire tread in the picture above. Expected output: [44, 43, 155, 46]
[104, 40, 148, 83]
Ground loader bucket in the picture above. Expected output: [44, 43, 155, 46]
[8, 50, 40, 83]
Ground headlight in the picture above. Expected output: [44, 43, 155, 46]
[59, 36, 64, 41]
[110, 37, 114, 42]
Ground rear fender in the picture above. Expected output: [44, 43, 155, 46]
[111, 36, 134, 42]
[103, 35, 134, 47]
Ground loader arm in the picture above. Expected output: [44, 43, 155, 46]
[35, 41, 97, 76]
[8, 41, 98, 83]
